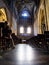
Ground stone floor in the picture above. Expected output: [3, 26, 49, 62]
[0, 44, 49, 65]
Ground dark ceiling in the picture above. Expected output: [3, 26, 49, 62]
[2, 0, 40, 19]
[3, 0, 40, 8]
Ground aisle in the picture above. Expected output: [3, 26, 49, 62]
[0, 44, 49, 65]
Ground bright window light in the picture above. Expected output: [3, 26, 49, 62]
[27, 27, 31, 34]
[16, 44, 35, 62]
[20, 26, 24, 34]
[17, 44, 25, 61]
[22, 11, 30, 17]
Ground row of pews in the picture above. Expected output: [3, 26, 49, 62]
[0, 22, 49, 53]
[0, 22, 21, 53]
[26, 31, 49, 51]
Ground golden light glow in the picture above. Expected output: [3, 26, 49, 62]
[0, 8, 7, 22]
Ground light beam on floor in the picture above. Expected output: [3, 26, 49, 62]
[16, 44, 35, 62]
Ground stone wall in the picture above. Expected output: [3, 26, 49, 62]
[45, 0, 49, 30]
[34, 0, 49, 35]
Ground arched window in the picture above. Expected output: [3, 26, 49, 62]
[0, 8, 7, 22]
[19, 7, 31, 18]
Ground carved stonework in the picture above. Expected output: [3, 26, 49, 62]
[0, 8, 7, 22]
[38, 0, 48, 34]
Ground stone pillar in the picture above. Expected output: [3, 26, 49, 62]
[45, 0, 49, 30]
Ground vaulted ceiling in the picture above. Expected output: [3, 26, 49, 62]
[2, 0, 40, 12]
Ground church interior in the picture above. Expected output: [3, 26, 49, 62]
[0, 0, 49, 65]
